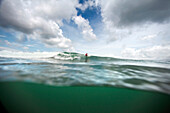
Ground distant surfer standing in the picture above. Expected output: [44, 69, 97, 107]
[85, 53, 88, 62]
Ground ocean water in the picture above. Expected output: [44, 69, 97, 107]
[0, 52, 170, 95]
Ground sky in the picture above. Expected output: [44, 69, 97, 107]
[0, 0, 170, 59]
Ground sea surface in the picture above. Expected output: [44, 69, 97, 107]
[0, 52, 170, 95]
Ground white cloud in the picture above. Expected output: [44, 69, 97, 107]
[0, 35, 6, 38]
[16, 32, 27, 42]
[141, 34, 157, 41]
[0, 0, 79, 50]
[4, 40, 10, 45]
[23, 46, 29, 50]
[72, 15, 97, 41]
[4, 40, 22, 47]
[77, 0, 96, 11]
[0, 46, 19, 52]
[122, 45, 170, 60]
[36, 49, 40, 52]
[26, 45, 34, 47]
[33, 0, 78, 22]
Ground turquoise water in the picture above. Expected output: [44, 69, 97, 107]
[0, 52, 170, 94]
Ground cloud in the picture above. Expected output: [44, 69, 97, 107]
[15, 32, 27, 42]
[23, 46, 29, 50]
[0, 35, 6, 38]
[0, 0, 79, 50]
[3, 40, 22, 47]
[77, 0, 96, 11]
[4, 40, 10, 45]
[99, 0, 170, 27]
[0, 39, 32, 51]
[72, 15, 97, 41]
[0, 46, 19, 51]
[141, 34, 157, 41]
[27, 45, 34, 47]
[93, 0, 170, 43]
[122, 45, 170, 60]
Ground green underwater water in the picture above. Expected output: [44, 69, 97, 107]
[0, 82, 170, 113]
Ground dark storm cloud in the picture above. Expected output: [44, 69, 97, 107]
[105, 0, 170, 27]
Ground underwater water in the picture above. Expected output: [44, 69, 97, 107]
[0, 52, 170, 95]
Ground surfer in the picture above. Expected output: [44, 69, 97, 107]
[85, 53, 88, 62]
